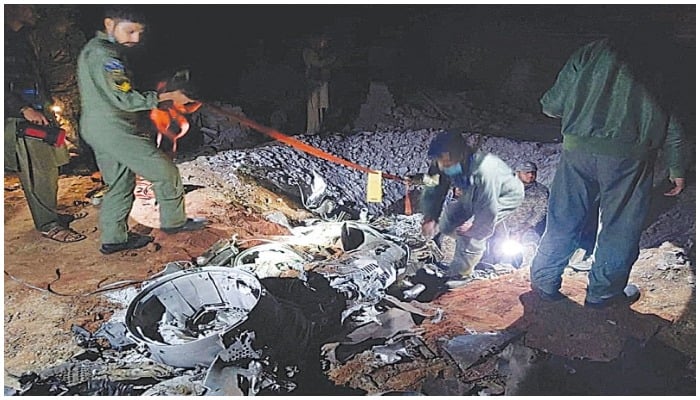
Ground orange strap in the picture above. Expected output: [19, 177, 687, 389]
[206, 103, 413, 214]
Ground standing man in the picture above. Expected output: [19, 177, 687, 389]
[530, 29, 686, 308]
[303, 34, 336, 135]
[77, 6, 205, 255]
[421, 131, 524, 287]
[5, 5, 85, 243]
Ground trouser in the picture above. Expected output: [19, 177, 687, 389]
[5, 118, 61, 231]
[87, 131, 186, 245]
[305, 81, 329, 135]
[440, 196, 522, 277]
[530, 150, 653, 300]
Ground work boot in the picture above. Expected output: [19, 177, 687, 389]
[445, 274, 473, 289]
[100, 232, 153, 255]
[584, 284, 640, 309]
[161, 217, 208, 234]
[530, 284, 566, 301]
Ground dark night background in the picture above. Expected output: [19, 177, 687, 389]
[73, 4, 695, 133]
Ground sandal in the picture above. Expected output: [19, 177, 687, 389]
[58, 212, 88, 227]
[41, 225, 87, 243]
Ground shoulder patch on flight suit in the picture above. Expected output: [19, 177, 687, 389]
[104, 58, 132, 92]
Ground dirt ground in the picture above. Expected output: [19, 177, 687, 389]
[3, 162, 696, 394]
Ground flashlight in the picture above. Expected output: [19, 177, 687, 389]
[499, 238, 524, 257]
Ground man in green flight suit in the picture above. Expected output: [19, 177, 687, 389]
[77, 6, 206, 255]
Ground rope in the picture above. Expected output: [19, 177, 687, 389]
[205, 103, 414, 214]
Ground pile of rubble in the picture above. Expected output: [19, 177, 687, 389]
[8, 215, 459, 396]
[192, 129, 563, 217]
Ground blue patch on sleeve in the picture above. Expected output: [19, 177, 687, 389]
[104, 59, 124, 72]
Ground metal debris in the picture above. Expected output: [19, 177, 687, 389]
[440, 330, 522, 373]
[125, 267, 262, 368]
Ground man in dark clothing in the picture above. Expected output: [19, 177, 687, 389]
[4, 4, 85, 243]
[420, 131, 524, 287]
[530, 31, 687, 308]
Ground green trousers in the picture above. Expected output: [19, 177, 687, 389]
[530, 149, 653, 300]
[83, 128, 186, 245]
[4, 118, 69, 231]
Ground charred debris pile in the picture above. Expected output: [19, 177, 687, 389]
[10, 215, 483, 395]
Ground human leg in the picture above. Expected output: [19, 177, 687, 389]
[15, 137, 61, 231]
[585, 155, 653, 302]
[530, 150, 598, 294]
[98, 133, 188, 231]
[450, 234, 488, 277]
[93, 149, 137, 245]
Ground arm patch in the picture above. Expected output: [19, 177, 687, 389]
[104, 58, 132, 92]
[104, 58, 124, 72]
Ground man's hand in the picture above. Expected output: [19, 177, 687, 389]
[664, 177, 685, 197]
[422, 220, 438, 239]
[455, 220, 473, 236]
[22, 107, 49, 125]
[159, 90, 195, 106]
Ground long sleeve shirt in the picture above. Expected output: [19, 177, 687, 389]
[5, 26, 47, 117]
[77, 31, 159, 135]
[541, 38, 685, 179]
[420, 152, 525, 240]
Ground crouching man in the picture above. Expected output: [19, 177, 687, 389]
[420, 131, 524, 287]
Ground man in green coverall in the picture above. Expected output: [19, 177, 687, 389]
[77, 6, 205, 255]
[530, 26, 687, 308]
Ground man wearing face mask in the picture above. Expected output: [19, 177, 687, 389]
[77, 6, 206, 255]
[420, 131, 524, 287]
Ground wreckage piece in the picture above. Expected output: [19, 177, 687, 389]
[16, 358, 175, 396]
[440, 330, 522, 373]
[312, 223, 408, 308]
[203, 331, 266, 396]
[94, 320, 136, 351]
[233, 242, 308, 278]
[299, 170, 355, 221]
[203, 332, 290, 396]
[196, 238, 239, 266]
[125, 267, 262, 368]
[370, 335, 436, 368]
[323, 307, 421, 365]
[141, 375, 207, 396]
[300, 170, 328, 209]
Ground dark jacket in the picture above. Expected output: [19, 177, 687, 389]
[5, 26, 47, 117]
[540, 38, 685, 178]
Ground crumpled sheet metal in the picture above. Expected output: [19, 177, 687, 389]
[345, 308, 418, 344]
[233, 243, 307, 278]
[312, 222, 407, 303]
[125, 267, 262, 368]
[440, 330, 522, 373]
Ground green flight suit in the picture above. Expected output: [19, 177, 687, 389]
[77, 31, 187, 245]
